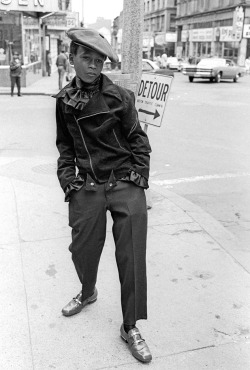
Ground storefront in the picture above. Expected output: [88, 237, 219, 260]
[181, 26, 240, 62]
[0, 0, 77, 87]
[177, 5, 250, 67]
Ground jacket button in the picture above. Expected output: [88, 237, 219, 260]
[90, 182, 94, 186]
[109, 183, 113, 186]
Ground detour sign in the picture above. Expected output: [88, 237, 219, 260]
[135, 73, 173, 127]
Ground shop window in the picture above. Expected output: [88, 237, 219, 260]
[0, 12, 21, 65]
[202, 43, 206, 55]
[207, 42, 211, 55]
[223, 42, 238, 59]
[24, 28, 40, 64]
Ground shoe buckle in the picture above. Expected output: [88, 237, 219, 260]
[73, 296, 82, 305]
[129, 332, 145, 346]
[132, 338, 145, 346]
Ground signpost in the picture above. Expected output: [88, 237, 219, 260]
[135, 73, 174, 130]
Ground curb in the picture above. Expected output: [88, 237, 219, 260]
[0, 92, 54, 96]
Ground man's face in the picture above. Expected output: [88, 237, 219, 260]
[70, 45, 105, 83]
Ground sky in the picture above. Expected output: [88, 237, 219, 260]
[71, 0, 124, 25]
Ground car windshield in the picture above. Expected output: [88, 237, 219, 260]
[198, 58, 226, 67]
[142, 60, 159, 70]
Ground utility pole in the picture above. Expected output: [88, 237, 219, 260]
[81, 0, 84, 27]
[121, 0, 144, 93]
[121, 0, 152, 208]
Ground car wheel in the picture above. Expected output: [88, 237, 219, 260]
[233, 74, 239, 83]
[189, 76, 194, 82]
[215, 73, 221, 83]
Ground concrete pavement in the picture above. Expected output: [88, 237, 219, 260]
[0, 74, 250, 369]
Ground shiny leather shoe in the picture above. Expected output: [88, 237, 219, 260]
[120, 325, 152, 363]
[62, 288, 98, 317]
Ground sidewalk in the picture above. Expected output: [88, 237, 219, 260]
[0, 71, 60, 96]
[1, 75, 250, 369]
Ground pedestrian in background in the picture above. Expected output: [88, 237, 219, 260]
[161, 52, 168, 69]
[65, 56, 75, 82]
[155, 54, 162, 67]
[56, 48, 67, 89]
[53, 28, 152, 364]
[10, 51, 22, 97]
[46, 52, 52, 77]
[245, 56, 250, 74]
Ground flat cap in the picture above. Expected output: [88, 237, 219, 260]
[66, 28, 119, 63]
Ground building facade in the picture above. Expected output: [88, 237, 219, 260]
[176, 0, 250, 65]
[143, 0, 177, 59]
[0, 0, 78, 87]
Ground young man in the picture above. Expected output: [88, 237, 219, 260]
[53, 28, 152, 363]
[10, 51, 22, 97]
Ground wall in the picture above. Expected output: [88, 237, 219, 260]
[0, 61, 42, 87]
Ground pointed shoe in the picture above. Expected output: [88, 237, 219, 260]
[62, 288, 98, 317]
[120, 325, 152, 363]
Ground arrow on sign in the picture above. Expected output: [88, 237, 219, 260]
[138, 108, 160, 120]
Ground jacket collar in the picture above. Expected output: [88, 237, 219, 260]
[52, 73, 122, 103]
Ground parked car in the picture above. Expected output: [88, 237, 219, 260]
[182, 57, 245, 83]
[103, 59, 174, 76]
[167, 57, 189, 71]
[102, 61, 121, 73]
[142, 58, 160, 71]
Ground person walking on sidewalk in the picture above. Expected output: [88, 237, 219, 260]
[56, 48, 67, 89]
[46, 52, 52, 77]
[53, 28, 152, 363]
[9, 51, 22, 97]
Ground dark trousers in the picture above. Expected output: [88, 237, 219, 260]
[47, 63, 51, 76]
[10, 76, 21, 95]
[68, 180, 148, 325]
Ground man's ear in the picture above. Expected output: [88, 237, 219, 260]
[69, 54, 74, 65]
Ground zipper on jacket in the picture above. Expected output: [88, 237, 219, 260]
[113, 129, 126, 151]
[78, 111, 109, 120]
[74, 115, 98, 180]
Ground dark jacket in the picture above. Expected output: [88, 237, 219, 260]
[54, 74, 151, 192]
[56, 52, 67, 70]
[10, 59, 22, 77]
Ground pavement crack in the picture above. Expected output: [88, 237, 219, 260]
[214, 328, 231, 336]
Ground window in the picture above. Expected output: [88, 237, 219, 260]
[156, 16, 160, 30]
[161, 15, 165, 31]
